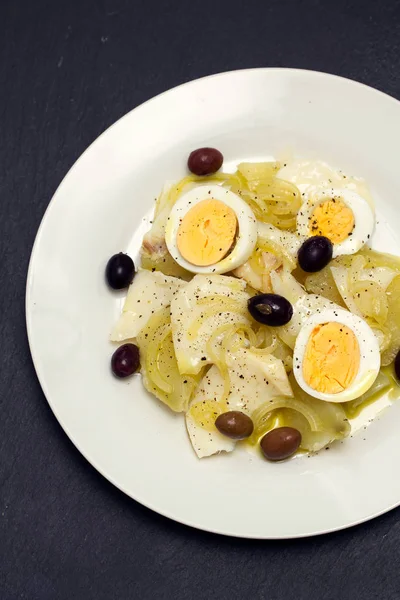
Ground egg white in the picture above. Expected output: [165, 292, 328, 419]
[293, 308, 380, 403]
[296, 187, 375, 258]
[165, 185, 258, 274]
[331, 263, 397, 318]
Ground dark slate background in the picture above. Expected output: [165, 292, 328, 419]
[1, 0, 400, 598]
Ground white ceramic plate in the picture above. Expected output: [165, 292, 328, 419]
[26, 69, 400, 538]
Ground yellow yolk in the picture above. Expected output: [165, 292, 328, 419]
[310, 198, 355, 243]
[177, 199, 237, 266]
[303, 322, 360, 394]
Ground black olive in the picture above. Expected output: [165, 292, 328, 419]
[298, 236, 333, 273]
[111, 343, 140, 378]
[106, 253, 135, 289]
[260, 427, 302, 461]
[215, 411, 254, 439]
[248, 293, 293, 326]
[395, 351, 400, 380]
[187, 147, 223, 176]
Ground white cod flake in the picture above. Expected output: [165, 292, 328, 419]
[186, 367, 236, 459]
[110, 269, 185, 341]
[186, 348, 293, 458]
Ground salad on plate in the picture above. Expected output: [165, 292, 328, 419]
[105, 147, 400, 462]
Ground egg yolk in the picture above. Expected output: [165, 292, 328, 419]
[310, 198, 355, 243]
[302, 322, 360, 394]
[177, 199, 237, 266]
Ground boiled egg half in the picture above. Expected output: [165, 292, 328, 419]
[296, 188, 375, 257]
[293, 308, 380, 403]
[165, 185, 257, 274]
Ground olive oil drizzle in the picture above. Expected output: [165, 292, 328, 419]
[245, 365, 400, 455]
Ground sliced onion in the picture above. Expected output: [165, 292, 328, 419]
[251, 328, 278, 355]
[358, 248, 400, 272]
[279, 409, 343, 453]
[382, 275, 400, 365]
[248, 411, 276, 445]
[348, 254, 367, 288]
[146, 325, 173, 393]
[252, 395, 323, 435]
[289, 373, 351, 439]
[343, 370, 391, 418]
[305, 267, 346, 307]
[351, 280, 388, 325]
[234, 163, 301, 231]
[265, 213, 297, 230]
[137, 307, 202, 412]
[237, 161, 280, 189]
[367, 321, 392, 352]
[188, 299, 246, 338]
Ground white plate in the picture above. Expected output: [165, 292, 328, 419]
[26, 69, 400, 538]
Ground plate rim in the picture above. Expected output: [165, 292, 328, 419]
[26, 67, 400, 539]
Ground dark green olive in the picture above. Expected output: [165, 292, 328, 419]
[260, 427, 301, 461]
[215, 411, 254, 439]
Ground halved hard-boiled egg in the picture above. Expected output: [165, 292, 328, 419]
[165, 185, 257, 274]
[293, 308, 380, 403]
[296, 188, 375, 257]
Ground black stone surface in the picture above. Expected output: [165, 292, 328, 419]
[1, 0, 400, 598]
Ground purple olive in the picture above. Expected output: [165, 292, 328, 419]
[187, 147, 223, 176]
[215, 411, 254, 439]
[111, 343, 140, 378]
